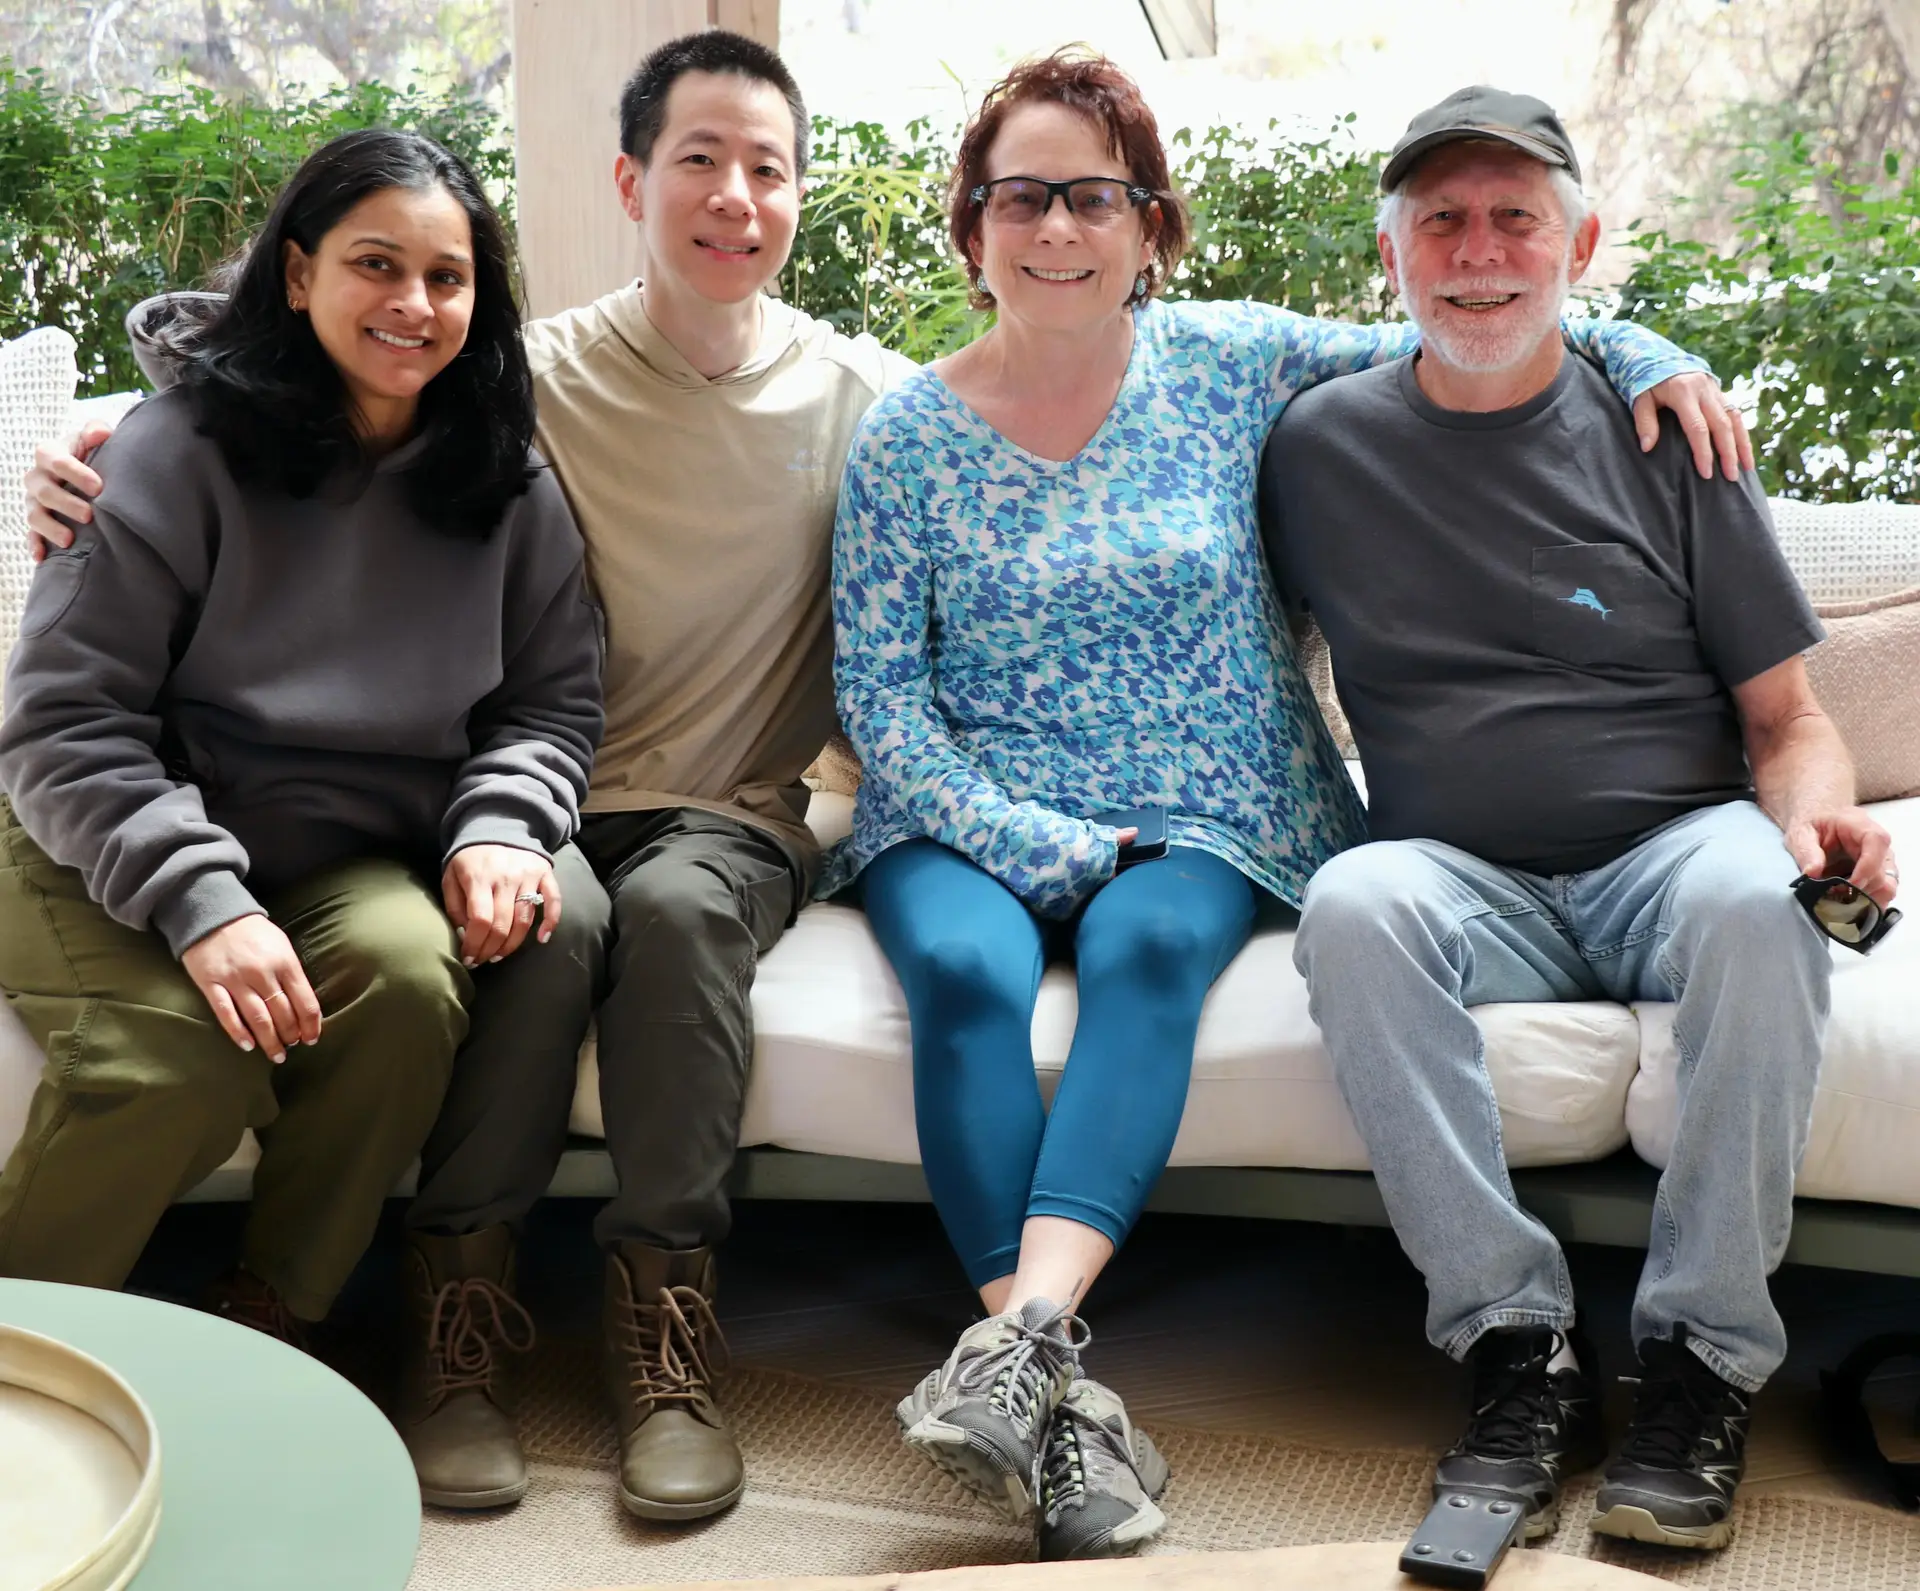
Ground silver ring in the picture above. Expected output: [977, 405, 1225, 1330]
[516, 891, 545, 907]
[265, 990, 290, 1004]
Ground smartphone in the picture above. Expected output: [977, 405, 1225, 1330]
[1090, 807, 1169, 867]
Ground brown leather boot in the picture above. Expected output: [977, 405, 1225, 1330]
[602, 1241, 744, 1520]
[203, 1266, 312, 1352]
[394, 1227, 537, 1509]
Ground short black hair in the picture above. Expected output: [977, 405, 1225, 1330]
[174, 128, 536, 538]
[618, 28, 809, 177]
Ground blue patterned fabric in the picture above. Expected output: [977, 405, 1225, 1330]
[823, 299, 1708, 918]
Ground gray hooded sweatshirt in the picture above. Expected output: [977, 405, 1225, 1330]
[0, 323, 604, 956]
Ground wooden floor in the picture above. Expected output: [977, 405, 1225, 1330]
[135, 1194, 1920, 1507]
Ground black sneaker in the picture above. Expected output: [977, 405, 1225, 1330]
[1433, 1325, 1604, 1539]
[1591, 1326, 1752, 1550]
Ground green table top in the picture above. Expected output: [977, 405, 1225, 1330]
[0, 1279, 419, 1591]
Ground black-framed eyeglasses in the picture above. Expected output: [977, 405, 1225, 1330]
[969, 176, 1154, 228]
[1791, 874, 1902, 954]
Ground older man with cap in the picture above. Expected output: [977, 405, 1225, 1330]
[1258, 87, 1899, 1551]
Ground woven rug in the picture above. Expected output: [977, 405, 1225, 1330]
[408, 1344, 1920, 1590]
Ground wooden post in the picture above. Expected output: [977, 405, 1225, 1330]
[511, 0, 782, 319]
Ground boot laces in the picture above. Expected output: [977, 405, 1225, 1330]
[1461, 1332, 1564, 1461]
[427, 1276, 536, 1399]
[621, 1284, 730, 1409]
[1617, 1344, 1738, 1471]
[953, 1301, 1089, 1432]
[209, 1275, 310, 1352]
[1042, 1410, 1089, 1515]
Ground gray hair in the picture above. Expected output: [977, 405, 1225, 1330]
[1375, 163, 1589, 249]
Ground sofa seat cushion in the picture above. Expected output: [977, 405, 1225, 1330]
[1626, 796, 1920, 1210]
[569, 902, 1641, 1174]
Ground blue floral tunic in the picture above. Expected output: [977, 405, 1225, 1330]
[824, 299, 1706, 919]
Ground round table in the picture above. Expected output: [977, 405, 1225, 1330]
[0, 1279, 418, 1590]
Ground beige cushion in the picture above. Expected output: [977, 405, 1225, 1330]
[1297, 618, 1356, 758]
[1804, 585, 1920, 803]
[800, 730, 862, 797]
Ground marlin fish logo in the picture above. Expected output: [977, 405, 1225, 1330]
[1561, 587, 1612, 619]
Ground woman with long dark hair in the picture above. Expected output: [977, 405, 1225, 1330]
[0, 129, 603, 1341]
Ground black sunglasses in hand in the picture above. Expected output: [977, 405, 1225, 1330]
[1791, 874, 1902, 954]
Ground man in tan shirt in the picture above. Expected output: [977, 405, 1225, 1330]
[26, 29, 906, 1523]
[399, 32, 910, 1518]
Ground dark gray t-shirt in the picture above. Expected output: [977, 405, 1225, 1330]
[1258, 348, 1823, 875]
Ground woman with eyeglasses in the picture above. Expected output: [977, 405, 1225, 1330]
[825, 49, 1746, 1561]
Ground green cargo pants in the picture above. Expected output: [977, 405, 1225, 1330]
[0, 799, 471, 1319]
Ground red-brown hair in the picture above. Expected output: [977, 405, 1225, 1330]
[949, 48, 1190, 312]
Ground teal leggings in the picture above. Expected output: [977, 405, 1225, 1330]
[861, 841, 1256, 1288]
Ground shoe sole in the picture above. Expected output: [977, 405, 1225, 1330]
[420, 1477, 530, 1510]
[898, 1411, 1035, 1524]
[1101, 1495, 1170, 1556]
[618, 1477, 746, 1522]
[1590, 1503, 1734, 1550]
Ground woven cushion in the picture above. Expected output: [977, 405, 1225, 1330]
[0, 328, 80, 708]
[1770, 498, 1920, 606]
[1804, 585, 1920, 803]
[1298, 618, 1356, 758]
[800, 730, 862, 797]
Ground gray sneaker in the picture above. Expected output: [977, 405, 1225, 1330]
[896, 1296, 1087, 1523]
[1038, 1377, 1171, 1560]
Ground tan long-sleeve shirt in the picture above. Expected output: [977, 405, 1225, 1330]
[524, 287, 909, 882]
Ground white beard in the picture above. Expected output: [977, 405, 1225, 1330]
[1406, 272, 1570, 373]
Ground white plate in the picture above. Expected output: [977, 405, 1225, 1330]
[0, 1324, 161, 1591]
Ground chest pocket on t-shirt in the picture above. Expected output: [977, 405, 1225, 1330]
[1530, 544, 1696, 671]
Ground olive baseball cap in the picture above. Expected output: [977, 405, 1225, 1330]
[1380, 85, 1582, 192]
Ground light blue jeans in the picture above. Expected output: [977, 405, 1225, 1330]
[1293, 799, 1832, 1392]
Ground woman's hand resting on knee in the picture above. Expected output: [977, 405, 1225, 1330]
[182, 914, 324, 1063]
[441, 843, 561, 968]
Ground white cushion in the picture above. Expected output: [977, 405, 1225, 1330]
[0, 328, 81, 702]
[1626, 796, 1920, 1211]
[1770, 498, 1920, 606]
[568, 791, 1640, 1172]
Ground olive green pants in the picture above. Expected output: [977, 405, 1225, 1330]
[0, 801, 471, 1319]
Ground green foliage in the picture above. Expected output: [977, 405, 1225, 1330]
[0, 64, 512, 393]
[1619, 134, 1920, 502]
[778, 112, 1389, 365]
[780, 117, 983, 363]
[6, 67, 1913, 503]
[1168, 115, 1389, 319]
